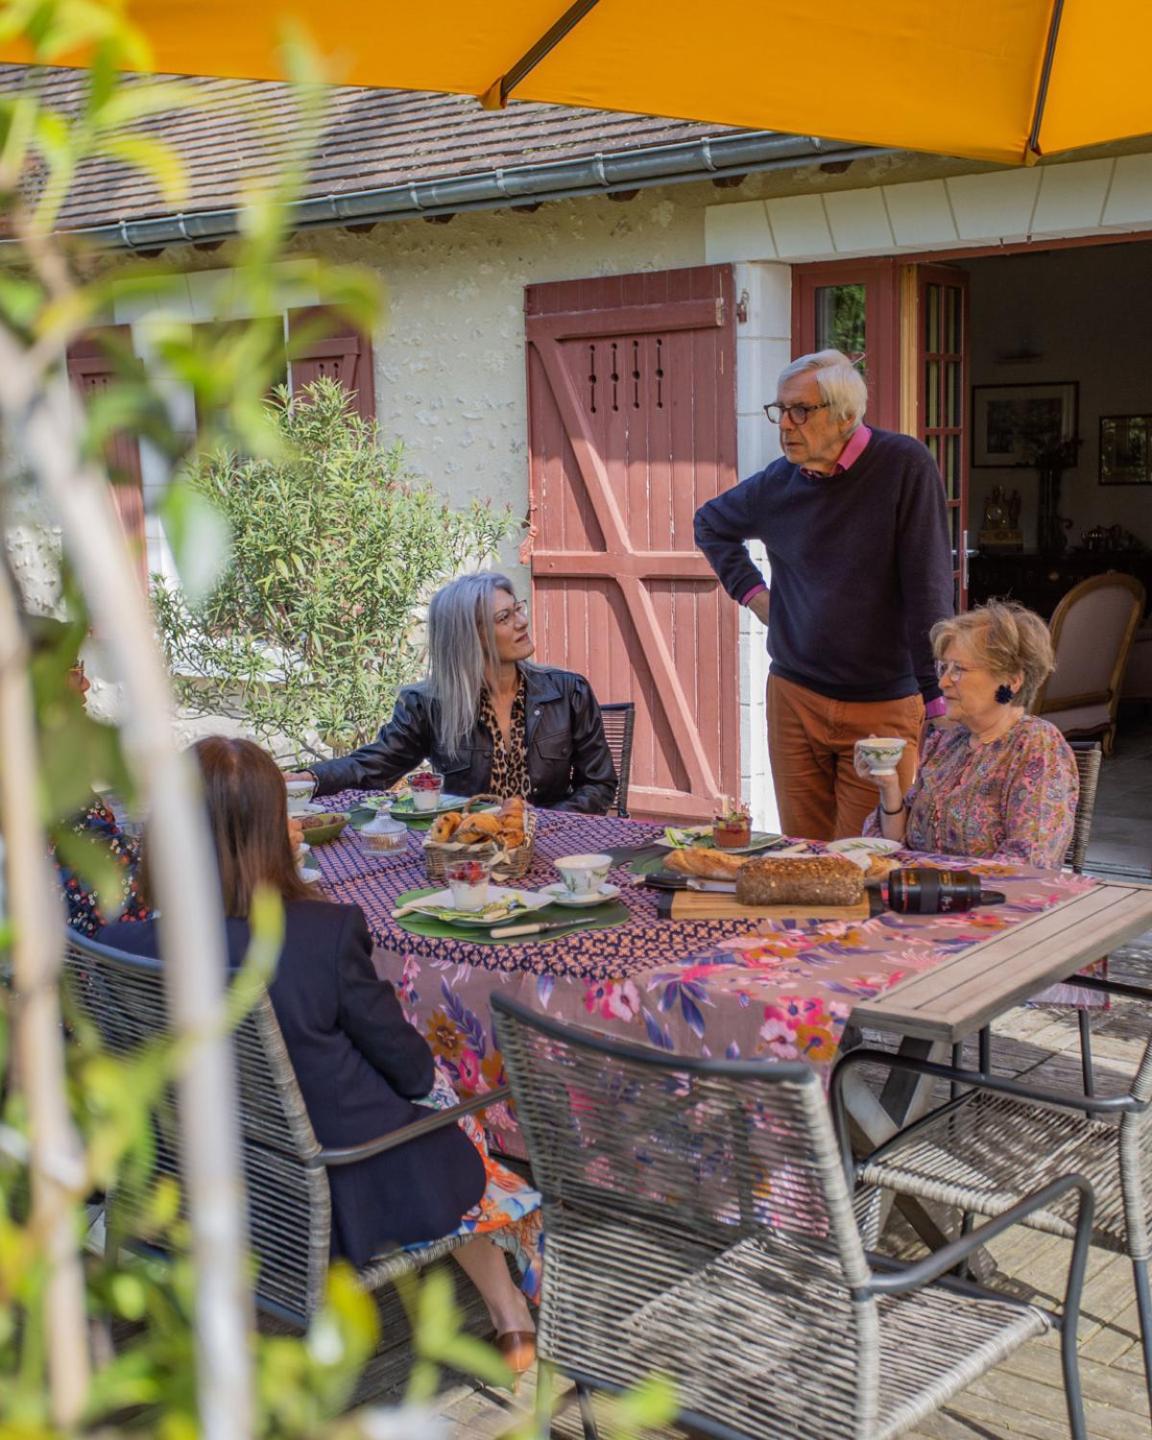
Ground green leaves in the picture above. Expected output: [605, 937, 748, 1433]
[152, 379, 521, 761]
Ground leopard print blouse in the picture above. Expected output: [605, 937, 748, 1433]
[477, 681, 532, 799]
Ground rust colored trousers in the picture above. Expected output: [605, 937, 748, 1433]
[766, 673, 924, 841]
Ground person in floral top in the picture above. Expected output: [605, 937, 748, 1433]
[29, 616, 150, 937]
[859, 601, 1077, 868]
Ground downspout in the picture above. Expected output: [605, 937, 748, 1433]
[58, 132, 896, 250]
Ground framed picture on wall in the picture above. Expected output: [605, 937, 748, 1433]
[1099, 414, 1152, 485]
[972, 382, 1078, 467]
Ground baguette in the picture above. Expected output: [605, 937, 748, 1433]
[665, 847, 746, 881]
[735, 855, 864, 908]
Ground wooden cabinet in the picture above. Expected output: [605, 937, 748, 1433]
[968, 551, 1152, 619]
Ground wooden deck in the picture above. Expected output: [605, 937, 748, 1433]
[429, 926, 1152, 1439]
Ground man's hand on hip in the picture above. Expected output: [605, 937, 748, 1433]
[747, 591, 771, 627]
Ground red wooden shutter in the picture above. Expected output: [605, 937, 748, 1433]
[66, 327, 147, 581]
[525, 266, 741, 822]
[286, 306, 376, 422]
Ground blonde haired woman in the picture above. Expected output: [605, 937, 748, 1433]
[860, 601, 1078, 868]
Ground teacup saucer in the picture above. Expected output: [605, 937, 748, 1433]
[541, 882, 621, 908]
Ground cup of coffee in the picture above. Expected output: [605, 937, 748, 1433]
[554, 852, 613, 898]
[854, 736, 908, 778]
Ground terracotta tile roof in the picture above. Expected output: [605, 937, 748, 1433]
[0, 64, 744, 233]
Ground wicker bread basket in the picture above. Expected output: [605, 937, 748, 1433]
[422, 794, 537, 884]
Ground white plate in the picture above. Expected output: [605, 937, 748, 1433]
[404, 886, 553, 927]
[827, 836, 903, 870]
[540, 882, 622, 908]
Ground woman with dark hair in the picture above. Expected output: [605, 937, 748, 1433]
[101, 736, 537, 1372]
[287, 571, 616, 813]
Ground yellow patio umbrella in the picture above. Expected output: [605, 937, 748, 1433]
[2, 0, 1150, 166]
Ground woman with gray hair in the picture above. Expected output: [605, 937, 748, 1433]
[294, 572, 616, 812]
[858, 600, 1078, 867]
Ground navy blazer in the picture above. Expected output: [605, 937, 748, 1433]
[100, 900, 486, 1267]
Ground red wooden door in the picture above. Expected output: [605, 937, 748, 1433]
[915, 265, 970, 610]
[67, 328, 147, 582]
[525, 266, 740, 822]
[791, 258, 901, 429]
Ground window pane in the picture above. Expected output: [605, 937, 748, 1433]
[924, 284, 940, 353]
[926, 360, 940, 429]
[947, 360, 962, 426]
[946, 285, 962, 352]
[946, 434, 961, 499]
[814, 284, 866, 357]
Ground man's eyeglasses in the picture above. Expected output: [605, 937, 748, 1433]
[934, 659, 974, 680]
[763, 401, 829, 426]
[494, 599, 529, 628]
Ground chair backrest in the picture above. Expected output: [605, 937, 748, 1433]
[63, 931, 332, 1326]
[1036, 573, 1146, 717]
[492, 994, 880, 1438]
[598, 701, 635, 817]
[1064, 740, 1102, 873]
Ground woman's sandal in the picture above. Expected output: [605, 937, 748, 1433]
[495, 1329, 537, 1376]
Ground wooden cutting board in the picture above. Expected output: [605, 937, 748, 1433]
[668, 889, 871, 922]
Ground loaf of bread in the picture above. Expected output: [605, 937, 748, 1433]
[665, 848, 746, 880]
[735, 855, 864, 907]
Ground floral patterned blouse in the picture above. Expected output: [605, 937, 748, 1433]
[54, 796, 150, 938]
[865, 714, 1079, 869]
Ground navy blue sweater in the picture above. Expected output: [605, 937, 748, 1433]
[694, 429, 954, 703]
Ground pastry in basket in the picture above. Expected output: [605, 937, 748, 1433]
[665, 848, 746, 881]
[735, 855, 864, 907]
[429, 811, 464, 843]
[454, 811, 504, 846]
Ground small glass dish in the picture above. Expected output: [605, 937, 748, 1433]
[408, 771, 445, 811]
[445, 856, 493, 912]
[357, 813, 408, 855]
[712, 813, 752, 849]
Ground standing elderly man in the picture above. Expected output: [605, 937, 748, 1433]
[694, 349, 954, 841]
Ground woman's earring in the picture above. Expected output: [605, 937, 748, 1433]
[995, 683, 1015, 705]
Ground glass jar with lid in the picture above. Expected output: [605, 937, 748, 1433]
[357, 812, 408, 855]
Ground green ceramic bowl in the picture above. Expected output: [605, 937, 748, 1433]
[297, 812, 348, 845]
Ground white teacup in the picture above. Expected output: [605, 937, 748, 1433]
[854, 736, 908, 777]
[554, 852, 613, 897]
[285, 776, 313, 800]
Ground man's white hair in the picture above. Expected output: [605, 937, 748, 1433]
[778, 349, 868, 426]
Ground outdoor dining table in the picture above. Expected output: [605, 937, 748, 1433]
[310, 798, 1152, 1163]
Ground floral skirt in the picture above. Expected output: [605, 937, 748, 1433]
[406, 1067, 543, 1303]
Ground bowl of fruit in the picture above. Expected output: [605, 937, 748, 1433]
[712, 798, 752, 850]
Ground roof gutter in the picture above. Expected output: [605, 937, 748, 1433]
[64, 130, 897, 250]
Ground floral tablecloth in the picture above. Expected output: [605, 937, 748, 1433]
[311, 797, 1094, 1148]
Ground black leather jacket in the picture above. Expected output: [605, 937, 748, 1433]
[310, 664, 617, 814]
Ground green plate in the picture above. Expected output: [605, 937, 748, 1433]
[391, 886, 631, 944]
[658, 828, 785, 855]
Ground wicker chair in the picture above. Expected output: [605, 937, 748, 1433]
[63, 932, 507, 1345]
[833, 1018, 1152, 1423]
[1064, 740, 1103, 874]
[492, 994, 1093, 1440]
[598, 701, 635, 817]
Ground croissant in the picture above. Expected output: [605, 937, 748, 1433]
[455, 812, 504, 845]
[665, 848, 746, 881]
